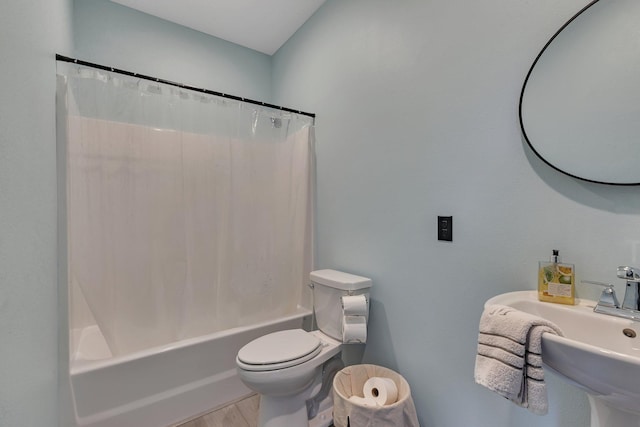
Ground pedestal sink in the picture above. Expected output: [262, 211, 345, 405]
[486, 291, 640, 427]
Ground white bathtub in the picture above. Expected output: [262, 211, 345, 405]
[69, 308, 312, 427]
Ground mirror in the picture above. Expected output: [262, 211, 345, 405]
[520, 0, 640, 185]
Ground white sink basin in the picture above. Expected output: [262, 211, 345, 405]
[486, 291, 640, 426]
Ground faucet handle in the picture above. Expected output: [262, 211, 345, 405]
[618, 266, 640, 311]
[617, 266, 640, 282]
[582, 280, 620, 308]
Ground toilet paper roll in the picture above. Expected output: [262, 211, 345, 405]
[341, 294, 368, 316]
[342, 315, 367, 343]
[363, 377, 398, 406]
[348, 395, 378, 407]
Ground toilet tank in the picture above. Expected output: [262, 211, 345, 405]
[310, 269, 372, 341]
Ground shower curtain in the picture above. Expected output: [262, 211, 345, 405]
[58, 63, 314, 357]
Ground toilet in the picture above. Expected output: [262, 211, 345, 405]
[236, 269, 372, 427]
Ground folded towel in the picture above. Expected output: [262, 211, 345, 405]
[474, 304, 563, 415]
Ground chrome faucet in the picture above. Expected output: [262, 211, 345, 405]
[583, 266, 640, 321]
[618, 266, 640, 311]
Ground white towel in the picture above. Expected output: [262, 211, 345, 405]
[474, 304, 563, 415]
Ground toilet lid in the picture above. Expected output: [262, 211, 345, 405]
[237, 329, 322, 370]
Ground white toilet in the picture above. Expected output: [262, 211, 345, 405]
[236, 269, 372, 427]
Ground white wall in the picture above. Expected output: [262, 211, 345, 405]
[273, 1, 640, 426]
[0, 1, 73, 426]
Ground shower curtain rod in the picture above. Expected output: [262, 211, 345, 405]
[56, 54, 316, 119]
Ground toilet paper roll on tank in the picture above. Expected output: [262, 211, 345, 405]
[342, 315, 367, 343]
[348, 377, 399, 407]
[341, 294, 369, 343]
[341, 294, 369, 316]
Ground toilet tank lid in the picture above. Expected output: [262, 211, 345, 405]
[310, 269, 372, 291]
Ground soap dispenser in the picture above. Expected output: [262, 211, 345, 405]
[538, 249, 575, 305]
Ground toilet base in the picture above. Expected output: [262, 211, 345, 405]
[257, 364, 338, 427]
[258, 394, 311, 427]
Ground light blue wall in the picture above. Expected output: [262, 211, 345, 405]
[5, 1, 637, 426]
[74, 0, 272, 103]
[273, 1, 640, 426]
[0, 1, 73, 426]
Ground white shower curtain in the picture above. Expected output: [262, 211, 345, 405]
[59, 63, 314, 357]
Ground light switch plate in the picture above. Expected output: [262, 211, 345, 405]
[438, 216, 452, 241]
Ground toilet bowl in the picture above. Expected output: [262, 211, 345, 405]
[235, 269, 372, 427]
[236, 330, 342, 427]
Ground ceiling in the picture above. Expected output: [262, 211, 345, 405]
[110, 0, 326, 55]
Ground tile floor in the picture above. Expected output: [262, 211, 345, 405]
[175, 394, 335, 427]
[176, 394, 259, 427]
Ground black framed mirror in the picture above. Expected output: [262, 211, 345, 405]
[519, 0, 640, 185]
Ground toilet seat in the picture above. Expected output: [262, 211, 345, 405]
[237, 329, 322, 372]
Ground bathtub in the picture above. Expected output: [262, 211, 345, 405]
[69, 308, 312, 427]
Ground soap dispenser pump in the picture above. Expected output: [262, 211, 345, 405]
[538, 249, 575, 305]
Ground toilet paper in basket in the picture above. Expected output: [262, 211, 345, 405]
[364, 377, 398, 406]
[348, 377, 398, 407]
